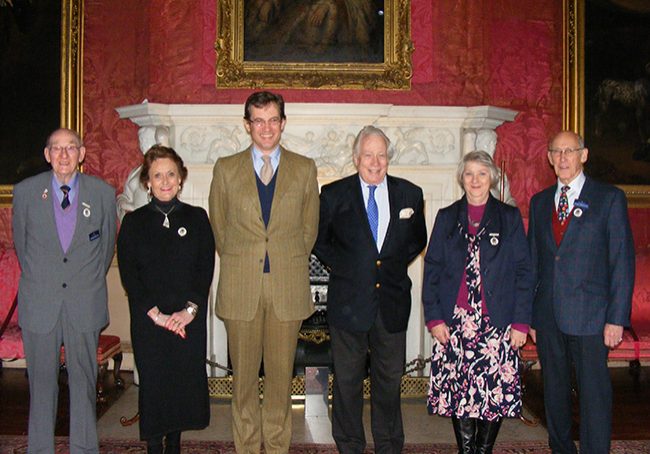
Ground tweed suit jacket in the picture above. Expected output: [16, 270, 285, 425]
[313, 173, 427, 333]
[209, 146, 319, 322]
[528, 176, 635, 336]
[12, 171, 117, 334]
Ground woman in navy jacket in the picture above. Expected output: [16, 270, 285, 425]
[422, 151, 534, 454]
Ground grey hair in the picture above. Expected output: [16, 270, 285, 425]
[456, 150, 500, 190]
[352, 125, 395, 160]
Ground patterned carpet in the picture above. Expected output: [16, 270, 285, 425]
[1, 437, 650, 454]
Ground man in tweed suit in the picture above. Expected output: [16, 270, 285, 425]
[528, 130, 635, 454]
[209, 92, 319, 454]
[12, 128, 116, 454]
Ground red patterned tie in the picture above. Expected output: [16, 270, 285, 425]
[557, 185, 569, 224]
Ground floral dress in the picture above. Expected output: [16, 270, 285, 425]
[427, 224, 521, 420]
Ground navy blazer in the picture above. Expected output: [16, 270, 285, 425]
[422, 195, 534, 329]
[528, 176, 635, 336]
[313, 173, 427, 333]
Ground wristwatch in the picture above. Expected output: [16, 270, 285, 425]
[185, 301, 198, 317]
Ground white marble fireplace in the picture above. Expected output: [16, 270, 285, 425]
[116, 102, 517, 377]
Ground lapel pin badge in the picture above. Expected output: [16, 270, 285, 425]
[178, 227, 187, 237]
[489, 232, 499, 246]
[42, 188, 48, 200]
[573, 207, 583, 218]
[82, 203, 91, 218]
[574, 199, 589, 210]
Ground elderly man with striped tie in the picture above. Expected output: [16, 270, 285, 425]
[314, 125, 427, 454]
[528, 130, 635, 454]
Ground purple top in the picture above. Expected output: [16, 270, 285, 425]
[53, 174, 79, 253]
[427, 202, 528, 334]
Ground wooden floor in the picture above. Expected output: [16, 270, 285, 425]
[0, 363, 649, 439]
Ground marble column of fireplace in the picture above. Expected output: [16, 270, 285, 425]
[116, 102, 517, 377]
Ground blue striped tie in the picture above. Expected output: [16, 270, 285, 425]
[367, 185, 378, 243]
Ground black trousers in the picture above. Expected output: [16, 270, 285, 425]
[330, 311, 406, 454]
[536, 318, 612, 454]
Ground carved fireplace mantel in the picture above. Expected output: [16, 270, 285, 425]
[115, 102, 517, 376]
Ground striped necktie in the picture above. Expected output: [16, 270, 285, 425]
[60, 185, 71, 210]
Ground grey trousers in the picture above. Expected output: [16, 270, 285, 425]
[22, 306, 100, 454]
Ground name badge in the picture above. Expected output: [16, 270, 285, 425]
[89, 230, 101, 241]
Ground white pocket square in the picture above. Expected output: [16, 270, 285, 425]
[399, 208, 414, 219]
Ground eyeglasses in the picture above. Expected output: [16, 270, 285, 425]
[49, 144, 80, 154]
[248, 117, 282, 128]
[548, 147, 583, 157]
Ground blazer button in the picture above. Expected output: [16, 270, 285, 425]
[62, 283, 67, 288]
[63, 258, 68, 263]
[376, 260, 381, 267]
[375, 283, 381, 289]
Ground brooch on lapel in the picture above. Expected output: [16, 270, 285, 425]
[42, 188, 48, 200]
[489, 233, 499, 246]
[399, 208, 414, 219]
[573, 199, 589, 218]
[82, 202, 91, 218]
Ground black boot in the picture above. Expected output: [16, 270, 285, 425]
[164, 431, 181, 454]
[146, 436, 163, 454]
[451, 416, 476, 454]
[475, 419, 502, 454]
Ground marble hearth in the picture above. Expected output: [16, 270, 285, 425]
[115, 102, 518, 377]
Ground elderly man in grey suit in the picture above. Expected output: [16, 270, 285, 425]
[12, 128, 117, 454]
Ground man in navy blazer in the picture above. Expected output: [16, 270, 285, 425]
[528, 130, 635, 454]
[13, 128, 116, 454]
[314, 126, 427, 454]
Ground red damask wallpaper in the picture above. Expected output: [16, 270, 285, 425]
[81, 0, 561, 212]
[0, 0, 563, 249]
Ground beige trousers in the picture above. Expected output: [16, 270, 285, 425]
[224, 274, 302, 454]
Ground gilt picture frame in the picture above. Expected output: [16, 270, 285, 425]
[216, 0, 413, 90]
[564, 0, 650, 207]
[0, 0, 83, 206]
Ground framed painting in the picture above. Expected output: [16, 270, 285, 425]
[0, 0, 83, 206]
[564, 0, 650, 207]
[216, 0, 412, 90]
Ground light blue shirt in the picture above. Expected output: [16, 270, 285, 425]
[360, 176, 390, 251]
[554, 171, 586, 212]
[252, 146, 281, 179]
[51, 172, 79, 205]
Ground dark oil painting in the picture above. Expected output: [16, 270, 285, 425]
[584, 0, 650, 184]
[243, 0, 385, 63]
[0, 0, 60, 185]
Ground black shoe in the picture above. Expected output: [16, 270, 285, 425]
[451, 417, 476, 454]
[475, 419, 502, 454]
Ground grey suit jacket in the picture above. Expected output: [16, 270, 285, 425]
[12, 171, 117, 333]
